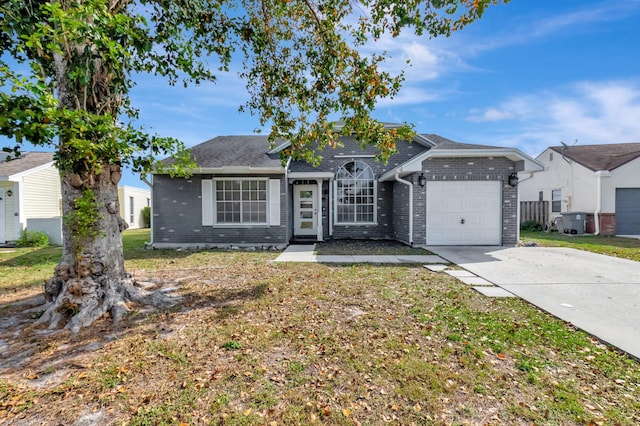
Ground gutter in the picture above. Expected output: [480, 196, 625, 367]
[394, 171, 413, 245]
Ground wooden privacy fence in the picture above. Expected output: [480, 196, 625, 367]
[520, 201, 548, 225]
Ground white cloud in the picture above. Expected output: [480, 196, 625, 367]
[465, 79, 640, 155]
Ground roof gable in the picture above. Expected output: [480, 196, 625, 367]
[549, 143, 640, 171]
[379, 134, 544, 181]
[0, 152, 55, 179]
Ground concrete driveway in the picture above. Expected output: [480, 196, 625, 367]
[428, 246, 640, 359]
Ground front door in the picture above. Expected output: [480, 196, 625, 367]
[294, 185, 318, 237]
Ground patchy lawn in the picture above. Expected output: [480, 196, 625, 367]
[520, 230, 640, 262]
[1, 230, 639, 425]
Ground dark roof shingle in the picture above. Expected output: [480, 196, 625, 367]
[423, 134, 503, 150]
[163, 136, 282, 169]
[549, 143, 640, 171]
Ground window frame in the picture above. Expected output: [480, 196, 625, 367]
[551, 189, 562, 213]
[334, 160, 377, 225]
[213, 178, 269, 226]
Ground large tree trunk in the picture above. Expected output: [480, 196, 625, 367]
[37, 166, 177, 333]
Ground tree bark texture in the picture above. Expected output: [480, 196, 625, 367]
[39, 167, 177, 332]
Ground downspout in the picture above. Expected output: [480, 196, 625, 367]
[284, 157, 291, 243]
[593, 171, 609, 235]
[394, 171, 413, 245]
[329, 177, 333, 237]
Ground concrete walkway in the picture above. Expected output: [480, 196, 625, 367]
[429, 246, 640, 359]
[273, 244, 448, 264]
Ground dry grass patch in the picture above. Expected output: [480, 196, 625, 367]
[1, 231, 639, 425]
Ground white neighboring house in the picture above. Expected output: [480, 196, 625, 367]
[519, 143, 640, 236]
[0, 152, 63, 245]
[118, 185, 151, 229]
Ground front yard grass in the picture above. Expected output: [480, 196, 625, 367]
[0, 230, 639, 424]
[520, 230, 640, 262]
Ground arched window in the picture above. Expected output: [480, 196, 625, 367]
[335, 160, 376, 224]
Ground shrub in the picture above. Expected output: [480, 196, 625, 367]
[16, 229, 50, 247]
[520, 220, 542, 232]
[141, 206, 151, 228]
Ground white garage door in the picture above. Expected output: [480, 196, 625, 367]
[426, 181, 502, 245]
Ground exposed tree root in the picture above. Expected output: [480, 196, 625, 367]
[37, 275, 180, 333]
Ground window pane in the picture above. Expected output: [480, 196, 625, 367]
[335, 160, 375, 223]
[552, 189, 561, 213]
[215, 180, 267, 224]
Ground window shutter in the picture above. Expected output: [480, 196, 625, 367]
[202, 179, 213, 226]
[269, 179, 280, 226]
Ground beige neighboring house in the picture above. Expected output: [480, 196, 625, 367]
[118, 185, 151, 229]
[1, 152, 150, 245]
[0, 152, 63, 245]
[519, 143, 640, 236]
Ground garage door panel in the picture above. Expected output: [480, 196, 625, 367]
[426, 181, 502, 245]
[616, 188, 640, 235]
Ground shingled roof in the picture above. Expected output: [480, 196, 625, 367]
[0, 152, 54, 178]
[163, 136, 283, 170]
[423, 134, 503, 150]
[549, 143, 640, 171]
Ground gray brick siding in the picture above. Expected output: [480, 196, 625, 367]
[392, 179, 411, 244]
[292, 138, 427, 241]
[152, 174, 288, 248]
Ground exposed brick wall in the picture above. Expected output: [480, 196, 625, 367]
[152, 174, 289, 248]
[586, 213, 616, 235]
[392, 179, 411, 244]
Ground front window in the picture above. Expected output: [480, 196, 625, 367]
[335, 160, 376, 224]
[552, 189, 562, 213]
[215, 179, 267, 224]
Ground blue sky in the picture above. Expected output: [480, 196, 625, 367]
[3, 0, 640, 188]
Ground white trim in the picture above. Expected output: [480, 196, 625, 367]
[328, 177, 333, 237]
[378, 147, 545, 182]
[288, 172, 334, 179]
[0, 189, 5, 243]
[315, 180, 323, 241]
[161, 166, 284, 175]
[3, 161, 56, 181]
[267, 141, 291, 155]
[269, 179, 281, 226]
[293, 184, 319, 237]
[333, 154, 376, 159]
[201, 179, 213, 226]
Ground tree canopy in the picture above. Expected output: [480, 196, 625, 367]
[1, 0, 506, 167]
